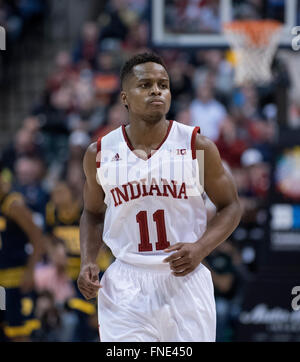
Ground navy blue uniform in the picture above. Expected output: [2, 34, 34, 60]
[0, 191, 40, 340]
[45, 198, 113, 341]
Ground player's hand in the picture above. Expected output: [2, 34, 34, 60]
[77, 263, 101, 300]
[163, 242, 206, 277]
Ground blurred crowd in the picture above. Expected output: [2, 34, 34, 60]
[0, 0, 299, 342]
[0, 0, 46, 42]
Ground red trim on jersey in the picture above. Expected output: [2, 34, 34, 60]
[96, 137, 102, 168]
[122, 120, 174, 160]
[191, 126, 201, 160]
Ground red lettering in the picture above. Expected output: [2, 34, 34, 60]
[177, 182, 188, 199]
[110, 189, 119, 207]
[149, 178, 162, 196]
[153, 209, 170, 250]
[140, 178, 149, 197]
[112, 179, 189, 207]
[162, 179, 177, 198]
[136, 211, 153, 252]
[115, 184, 129, 205]
[136, 210, 169, 252]
[129, 181, 141, 200]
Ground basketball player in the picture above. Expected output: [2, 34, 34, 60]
[45, 181, 113, 341]
[0, 163, 45, 341]
[77, 53, 242, 342]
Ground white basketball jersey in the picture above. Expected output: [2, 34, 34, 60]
[96, 120, 207, 269]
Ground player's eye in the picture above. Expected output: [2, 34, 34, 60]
[160, 83, 168, 89]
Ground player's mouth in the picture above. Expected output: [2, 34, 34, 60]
[149, 98, 165, 106]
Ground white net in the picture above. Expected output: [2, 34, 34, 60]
[224, 21, 283, 86]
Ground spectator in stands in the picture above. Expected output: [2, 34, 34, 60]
[189, 81, 227, 141]
[122, 20, 149, 54]
[93, 50, 120, 107]
[168, 59, 193, 116]
[46, 51, 76, 93]
[175, 108, 192, 126]
[22, 115, 41, 136]
[215, 116, 248, 168]
[241, 148, 270, 200]
[34, 238, 75, 304]
[99, 0, 137, 42]
[34, 86, 73, 165]
[193, 50, 234, 103]
[0, 127, 44, 172]
[72, 22, 100, 68]
[14, 156, 49, 218]
[205, 241, 242, 342]
[93, 101, 128, 141]
[289, 98, 300, 129]
[231, 84, 260, 120]
[64, 131, 90, 202]
[32, 290, 62, 342]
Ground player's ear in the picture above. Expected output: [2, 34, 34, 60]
[120, 91, 128, 110]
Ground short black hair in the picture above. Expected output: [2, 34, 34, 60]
[120, 52, 168, 89]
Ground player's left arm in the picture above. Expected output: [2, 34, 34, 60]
[164, 134, 242, 276]
[6, 197, 46, 292]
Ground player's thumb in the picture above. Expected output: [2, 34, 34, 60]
[90, 266, 100, 285]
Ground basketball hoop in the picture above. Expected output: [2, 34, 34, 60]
[224, 20, 283, 86]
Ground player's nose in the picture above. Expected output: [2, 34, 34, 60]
[149, 83, 161, 96]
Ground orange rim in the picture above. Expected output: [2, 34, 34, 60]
[224, 20, 283, 46]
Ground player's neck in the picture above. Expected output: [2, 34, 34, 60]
[126, 117, 169, 149]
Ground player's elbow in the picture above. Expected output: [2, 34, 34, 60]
[232, 198, 243, 226]
[217, 198, 242, 227]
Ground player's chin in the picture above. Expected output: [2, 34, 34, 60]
[145, 110, 166, 123]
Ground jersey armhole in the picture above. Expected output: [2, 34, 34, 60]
[191, 126, 201, 160]
[96, 137, 102, 168]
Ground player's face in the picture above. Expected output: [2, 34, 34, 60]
[121, 62, 171, 123]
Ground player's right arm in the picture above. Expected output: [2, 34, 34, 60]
[77, 142, 106, 300]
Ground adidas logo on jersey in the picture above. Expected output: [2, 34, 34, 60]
[111, 153, 121, 161]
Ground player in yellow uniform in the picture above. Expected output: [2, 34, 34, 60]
[45, 181, 113, 341]
[0, 164, 45, 341]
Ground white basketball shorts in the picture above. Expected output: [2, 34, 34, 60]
[97, 259, 216, 342]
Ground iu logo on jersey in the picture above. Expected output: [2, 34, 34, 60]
[176, 149, 187, 155]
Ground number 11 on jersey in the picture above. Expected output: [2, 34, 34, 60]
[136, 209, 170, 252]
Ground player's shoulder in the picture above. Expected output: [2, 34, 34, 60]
[1, 191, 25, 216]
[171, 120, 200, 144]
[84, 126, 122, 161]
[173, 120, 195, 133]
[85, 141, 97, 156]
[194, 133, 218, 152]
[96, 126, 122, 144]
[83, 142, 98, 171]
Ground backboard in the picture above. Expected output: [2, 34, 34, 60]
[151, 0, 299, 48]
